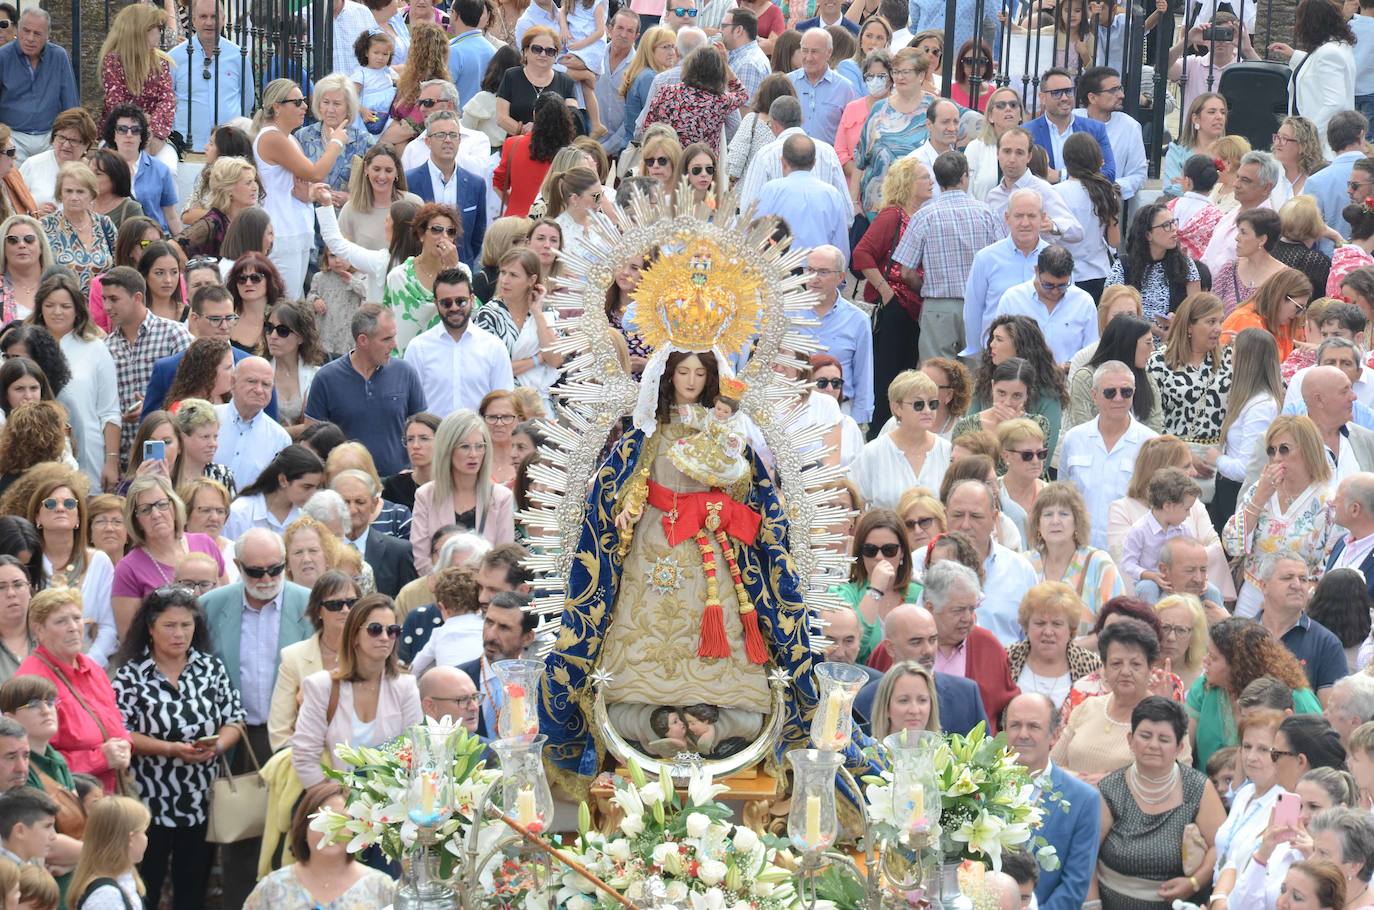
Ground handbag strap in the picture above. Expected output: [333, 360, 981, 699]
[33, 651, 110, 741]
[326, 677, 341, 725]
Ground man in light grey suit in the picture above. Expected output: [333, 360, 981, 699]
[1245, 365, 1374, 488]
[199, 528, 313, 910]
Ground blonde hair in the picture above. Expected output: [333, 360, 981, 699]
[27, 587, 83, 633]
[480, 217, 533, 270]
[887, 368, 938, 405]
[1280, 194, 1328, 245]
[996, 416, 1045, 449]
[99, 4, 171, 97]
[432, 411, 495, 525]
[205, 156, 257, 214]
[1265, 414, 1332, 486]
[0, 858, 18, 907]
[896, 487, 945, 529]
[1213, 134, 1252, 173]
[1124, 435, 1192, 500]
[1097, 285, 1143, 333]
[325, 441, 382, 485]
[1154, 593, 1208, 674]
[254, 78, 304, 134]
[1017, 580, 1084, 630]
[284, 514, 345, 575]
[871, 661, 941, 739]
[623, 25, 675, 96]
[55, 162, 98, 200]
[880, 157, 928, 213]
[69, 797, 150, 906]
[1162, 293, 1227, 371]
[122, 475, 186, 546]
[17, 864, 58, 910]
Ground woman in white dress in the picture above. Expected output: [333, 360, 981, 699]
[472, 248, 563, 414]
[850, 369, 952, 510]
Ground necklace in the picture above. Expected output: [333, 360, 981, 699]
[1024, 666, 1066, 698]
[1102, 694, 1132, 732]
[1128, 762, 1179, 804]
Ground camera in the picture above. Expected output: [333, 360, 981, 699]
[1200, 25, 1234, 40]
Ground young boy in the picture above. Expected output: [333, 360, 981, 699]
[1120, 467, 1202, 601]
[15, 864, 58, 910]
[408, 567, 483, 677]
[1206, 745, 1239, 812]
[0, 789, 57, 868]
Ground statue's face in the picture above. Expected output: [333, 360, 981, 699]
[671, 354, 708, 405]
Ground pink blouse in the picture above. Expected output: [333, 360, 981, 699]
[835, 97, 874, 166]
[1328, 244, 1374, 297]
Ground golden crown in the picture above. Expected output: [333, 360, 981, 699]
[630, 235, 764, 355]
[718, 377, 747, 400]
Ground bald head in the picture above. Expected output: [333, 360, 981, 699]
[822, 607, 862, 664]
[419, 666, 479, 732]
[987, 872, 1021, 910]
[884, 603, 939, 670]
[1303, 364, 1356, 430]
[232, 355, 274, 418]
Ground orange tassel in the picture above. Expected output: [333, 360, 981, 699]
[740, 606, 768, 665]
[698, 602, 731, 658]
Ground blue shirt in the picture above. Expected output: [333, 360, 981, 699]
[448, 30, 496, 108]
[787, 67, 858, 145]
[214, 401, 291, 490]
[962, 236, 1047, 356]
[1257, 611, 1349, 692]
[0, 40, 79, 135]
[304, 354, 427, 475]
[1304, 150, 1362, 249]
[131, 152, 179, 231]
[169, 37, 249, 152]
[908, 0, 996, 65]
[794, 295, 875, 424]
[753, 170, 852, 260]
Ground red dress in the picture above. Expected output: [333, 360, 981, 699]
[101, 53, 176, 142]
[17, 645, 132, 794]
[494, 134, 554, 218]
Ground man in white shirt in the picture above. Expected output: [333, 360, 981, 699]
[216, 357, 290, 489]
[984, 127, 1083, 243]
[995, 246, 1098, 366]
[332, 0, 376, 77]
[404, 268, 514, 416]
[1059, 361, 1159, 549]
[1201, 150, 1278, 276]
[1074, 66, 1147, 204]
[737, 95, 849, 210]
[943, 479, 1037, 645]
[905, 97, 960, 199]
[1330, 473, 1374, 577]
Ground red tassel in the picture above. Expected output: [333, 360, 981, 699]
[698, 603, 731, 658]
[740, 608, 768, 665]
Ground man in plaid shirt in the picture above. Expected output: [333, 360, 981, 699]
[102, 266, 193, 474]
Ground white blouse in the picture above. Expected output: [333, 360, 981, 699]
[850, 433, 953, 510]
[1217, 393, 1279, 483]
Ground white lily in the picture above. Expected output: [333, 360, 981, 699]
[687, 766, 730, 807]
[611, 785, 645, 818]
[689, 887, 727, 910]
[731, 825, 759, 853]
[640, 781, 666, 806]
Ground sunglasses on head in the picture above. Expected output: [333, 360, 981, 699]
[861, 542, 901, 558]
[814, 377, 843, 389]
[1008, 448, 1049, 462]
[689, 164, 715, 176]
[1266, 443, 1293, 457]
[265, 322, 294, 338]
[1101, 386, 1134, 399]
[528, 43, 559, 56]
[240, 562, 286, 579]
[643, 155, 672, 168]
[906, 398, 940, 411]
[321, 597, 357, 612]
[42, 497, 78, 511]
[426, 223, 458, 237]
[366, 622, 402, 639]
[236, 272, 265, 284]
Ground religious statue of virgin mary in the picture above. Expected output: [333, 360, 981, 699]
[520, 192, 859, 794]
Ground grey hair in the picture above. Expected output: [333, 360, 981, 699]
[0, 717, 25, 741]
[812, 244, 846, 272]
[1241, 150, 1282, 189]
[1091, 359, 1134, 390]
[1007, 187, 1043, 212]
[311, 74, 361, 123]
[921, 560, 981, 612]
[302, 489, 353, 536]
[676, 26, 707, 56]
[1159, 535, 1204, 568]
[1309, 807, 1374, 881]
[420, 79, 460, 104]
[1345, 472, 1374, 515]
[234, 527, 286, 561]
[1333, 673, 1374, 726]
[332, 468, 381, 499]
[803, 25, 834, 51]
[1257, 549, 1308, 582]
[425, 108, 461, 130]
[18, 7, 50, 26]
[436, 532, 492, 571]
[769, 95, 803, 129]
[1318, 335, 1361, 363]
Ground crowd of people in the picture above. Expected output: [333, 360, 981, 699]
[0, 0, 1371, 907]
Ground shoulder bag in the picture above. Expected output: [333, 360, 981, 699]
[33, 764, 86, 839]
[32, 652, 139, 799]
[206, 723, 269, 844]
[75, 878, 133, 910]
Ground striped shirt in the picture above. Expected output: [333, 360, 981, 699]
[892, 189, 1003, 299]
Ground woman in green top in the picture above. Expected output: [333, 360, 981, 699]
[831, 509, 921, 663]
[1186, 617, 1322, 770]
[381, 202, 462, 353]
[954, 316, 1067, 468]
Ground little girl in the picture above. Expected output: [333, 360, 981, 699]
[68, 796, 150, 910]
[558, 0, 609, 137]
[352, 30, 398, 135]
[309, 246, 369, 358]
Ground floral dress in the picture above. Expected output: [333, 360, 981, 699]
[1223, 480, 1342, 618]
[1024, 546, 1124, 629]
[1213, 260, 1256, 314]
[642, 81, 749, 154]
[381, 258, 438, 353]
[101, 54, 175, 140]
[852, 97, 930, 218]
[1170, 193, 1223, 261]
[294, 121, 376, 192]
[40, 211, 117, 297]
[1327, 244, 1374, 297]
[1146, 344, 1233, 443]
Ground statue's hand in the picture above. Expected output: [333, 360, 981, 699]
[614, 507, 635, 530]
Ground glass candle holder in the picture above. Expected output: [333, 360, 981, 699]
[405, 725, 456, 828]
[786, 748, 844, 854]
[883, 730, 944, 844]
[492, 734, 555, 835]
[493, 659, 543, 741]
[810, 662, 868, 751]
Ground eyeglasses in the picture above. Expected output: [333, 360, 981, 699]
[236, 272, 265, 284]
[437, 295, 470, 309]
[1039, 279, 1070, 292]
[404, 434, 435, 446]
[671, 6, 699, 15]
[0, 580, 29, 595]
[90, 515, 124, 529]
[1, 149, 14, 159]
[1271, 132, 1295, 146]
[431, 693, 481, 708]
[643, 155, 672, 168]
[1269, 748, 1297, 762]
[18, 697, 56, 712]
[904, 398, 940, 411]
[1160, 623, 1193, 639]
[814, 377, 843, 389]
[114, 124, 143, 136]
[417, 98, 441, 108]
[321, 597, 357, 612]
[484, 413, 518, 425]
[1043, 86, 1074, 99]
[1151, 218, 1178, 231]
[429, 130, 460, 141]
[456, 442, 488, 454]
[1094, 84, 1125, 94]
[54, 134, 86, 149]
[806, 267, 843, 278]
[366, 622, 402, 639]
[176, 579, 216, 593]
[202, 313, 240, 326]
[134, 498, 173, 517]
[689, 164, 715, 176]
[427, 224, 458, 237]
[1349, 180, 1373, 193]
[991, 99, 1021, 111]
[892, 67, 919, 77]
[1100, 386, 1134, 400]
[1287, 295, 1307, 314]
[861, 542, 901, 558]
[4, 235, 36, 246]
[528, 43, 559, 55]
[193, 505, 228, 518]
[42, 497, 78, 511]
[265, 322, 295, 338]
[0, 19, 10, 28]
[239, 561, 286, 579]
[1007, 448, 1049, 462]
[1266, 443, 1294, 457]
[904, 516, 936, 532]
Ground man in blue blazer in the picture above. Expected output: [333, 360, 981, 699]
[1330, 473, 1374, 599]
[405, 110, 487, 272]
[1005, 693, 1100, 910]
[1024, 68, 1116, 183]
[198, 528, 313, 909]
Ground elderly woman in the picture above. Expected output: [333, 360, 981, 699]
[924, 560, 1018, 732]
[851, 370, 952, 510]
[870, 660, 941, 739]
[835, 49, 891, 167]
[1187, 617, 1322, 770]
[1052, 617, 1185, 782]
[852, 47, 934, 218]
[831, 509, 919, 664]
[15, 588, 131, 793]
[178, 477, 237, 583]
[290, 593, 422, 787]
[111, 586, 243, 910]
[1153, 594, 1208, 691]
[268, 570, 360, 750]
[1222, 416, 1340, 618]
[897, 487, 945, 556]
[1007, 580, 1102, 710]
[295, 74, 376, 204]
[1092, 697, 1227, 910]
[1211, 709, 1291, 900]
[283, 515, 345, 594]
[38, 163, 116, 297]
[19, 108, 98, 212]
[173, 157, 260, 259]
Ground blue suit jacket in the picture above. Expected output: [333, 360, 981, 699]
[405, 162, 487, 273]
[853, 670, 988, 736]
[141, 345, 279, 423]
[797, 14, 859, 32]
[1034, 764, 1101, 910]
[200, 580, 314, 696]
[1024, 114, 1117, 183]
[1327, 538, 1374, 599]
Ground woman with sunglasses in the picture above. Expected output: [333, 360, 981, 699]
[544, 166, 602, 259]
[226, 252, 286, 354]
[996, 417, 1049, 528]
[850, 369, 952, 511]
[672, 143, 723, 210]
[830, 509, 918, 663]
[291, 592, 421, 788]
[964, 86, 1023, 201]
[268, 569, 359, 750]
[222, 444, 326, 542]
[0, 215, 54, 324]
[0, 125, 35, 225]
[948, 38, 994, 110]
[1220, 268, 1311, 363]
[110, 585, 242, 910]
[264, 300, 325, 433]
[382, 202, 462, 353]
[495, 26, 581, 138]
[1223, 415, 1341, 618]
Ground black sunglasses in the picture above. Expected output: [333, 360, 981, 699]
[689, 164, 715, 176]
[426, 224, 458, 237]
[366, 622, 402, 639]
[528, 44, 559, 56]
[42, 497, 78, 511]
[321, 597, 357, 613]
[417, 98, 440, 108]
[437, 296, 471, 309]
[1, 148, 14, 158]
[240, 562, 286, 579]
[814, 377, 843, 389]
[906, 398, 940, 412]
[905, 516, 936, 532]
[265, 323, 294, 338]
[236, 272, 265, 284]
[643, 155, 672, 168]
[861, 542, 901, 558]
[1101, 386, 1134, 400]
[1008, 448, 1049, 462]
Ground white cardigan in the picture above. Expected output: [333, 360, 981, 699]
[315, 203, 389, 303]
[1290, 41, 1357, 159]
